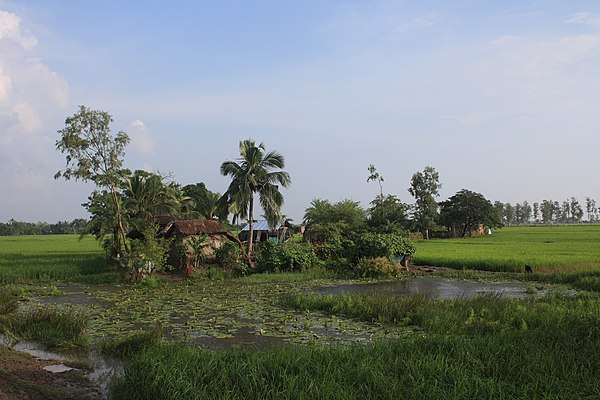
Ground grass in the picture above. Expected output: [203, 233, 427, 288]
[111, 315, 600, 399]
[0, 235, 118, 284]
[415, 225, 600, 273]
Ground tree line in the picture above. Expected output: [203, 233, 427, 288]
[0, 219, 88, 236]
[494, 197, 598, 226]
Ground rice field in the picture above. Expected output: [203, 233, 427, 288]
[414, 225, 600, 273]
[0, 235, 113, 283]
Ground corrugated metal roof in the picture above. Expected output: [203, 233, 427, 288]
[241, 220, 281, 231]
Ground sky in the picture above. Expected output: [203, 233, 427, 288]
[1, 0, 600, 223]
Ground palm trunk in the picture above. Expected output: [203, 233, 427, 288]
[247, 194, 254, 261]
[110, 184, 129, 256]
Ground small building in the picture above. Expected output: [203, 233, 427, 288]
[239, 220, 290, 243]
[130, 216, 240, 270]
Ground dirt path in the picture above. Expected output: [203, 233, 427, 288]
[0, 345, 100, 399]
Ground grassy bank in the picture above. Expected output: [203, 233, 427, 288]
[414, 225, 600, 273]
[0, 235, 116, 283]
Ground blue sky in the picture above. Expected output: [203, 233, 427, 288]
[1, 1, 600, 222]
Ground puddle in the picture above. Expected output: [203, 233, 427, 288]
[315, 276, 535, 299]
[0, 334, 121, 400]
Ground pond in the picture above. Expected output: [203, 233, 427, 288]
[314, 276, 536, 299]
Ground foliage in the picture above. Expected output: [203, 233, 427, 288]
[256, 241, 322, 273]
[353, 257, 399, 278]
[123, 170, 189, 226]
[408, 166, 441, 239]
[183, 182, 228, 220]
[112, 290, 600, 400]
[127, 224, 172, 279]
[0, 286, 19, 315]
[354, 233, 416, 260]
[303, 198, 367, 230]
[439, 189, 503, 237]
[214, 240, 244, 269]
[367, 194, 409, 234]
[55, 105, 131, 257]
[0, 218, 88, 236]
[220, 139, 291, 259]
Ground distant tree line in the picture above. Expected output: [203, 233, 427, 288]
[0, 218, 88, 236]
[494, 197, 598, 226]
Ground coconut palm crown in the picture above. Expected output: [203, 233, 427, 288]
[220, 139, 291, 260]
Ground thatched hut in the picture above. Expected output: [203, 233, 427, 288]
[127, 217, 240, 270]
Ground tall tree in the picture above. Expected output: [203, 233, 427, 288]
[220, 139, 291, 260]
[55, 106, 130, 257]
[585, 197, 597, 223]
[183, 182, 227, 220]
[439, 189, 503, 238]
[408, 166, 441, 239]
[533, 202, 540, 223]
[570, 197, 584, 223]
[504, 203, 515, 226]
[540, 200, 554, 224]
[122, 170, 185, 227]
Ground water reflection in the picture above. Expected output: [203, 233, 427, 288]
[315, 277, 532, 299]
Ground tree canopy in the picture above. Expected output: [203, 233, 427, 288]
[439, 189, 503, 238]
[408, 166, 441, 239]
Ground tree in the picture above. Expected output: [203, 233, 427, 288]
[540, 200, 554, 224]
[303, 198, 367, 243]
[408, 166, 441, 239]
[533, 202, 540, 223]
[367, 164, 384, 199]
[439, 189, 503, 238]
[586, 197, 597, 223]
[220, 139, 291, 261]
[55, 106, 130, 257]
[183, 182, 228, 220]
[504, 203, 515, 226]
[368, 194, 409, 234]
[123, 170, 184, 227]
[570, 197, 584, 223]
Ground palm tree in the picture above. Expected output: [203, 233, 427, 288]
[220, 139, 291, 260]
[122, 170, 186, 229]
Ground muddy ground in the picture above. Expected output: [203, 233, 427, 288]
[0, 345, 100, 400]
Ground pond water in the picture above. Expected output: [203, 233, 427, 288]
[314, 276, 534, 299]
[0, 335, 121, 400]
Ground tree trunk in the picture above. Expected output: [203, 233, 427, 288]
[247, 194, 254, 261]
[110, 184, 129, 255]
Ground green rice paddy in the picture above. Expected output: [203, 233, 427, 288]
[414, 225, 600, 273]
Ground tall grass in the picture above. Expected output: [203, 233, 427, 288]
[111, 291, 600, 399]
[0, 235, 116, 283]
[415, 225, 600, 273]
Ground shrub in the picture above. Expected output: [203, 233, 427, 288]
[354, 233, 416, 261]
[127, 224, 172, 279]
[215, 241, 243, 269]
[354, 257, 400, 278]
[256, 241, 322, 273]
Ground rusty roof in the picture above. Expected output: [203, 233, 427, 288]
[167, 219, 228, 235]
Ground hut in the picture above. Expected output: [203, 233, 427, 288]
[130, 217, 240, 270]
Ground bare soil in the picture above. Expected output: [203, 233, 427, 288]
[0, 345, 100, 400]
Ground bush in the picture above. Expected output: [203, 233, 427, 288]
[354, 257, 400, 278]
[215, 241, 243, 269]
[354, 233, 416, 261]
[127, 224, 172, 279]
[256, 241, 322, 273]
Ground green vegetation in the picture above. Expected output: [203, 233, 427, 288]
[112, 293, 600, 399]
[0, 235, 116, 284]
[414, 225, 600, 273]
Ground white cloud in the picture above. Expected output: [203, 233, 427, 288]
[0, 9, 71, 220]
[567, 12, 600, 28]
[128, 119, 155, 155]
